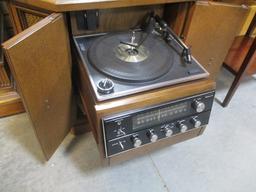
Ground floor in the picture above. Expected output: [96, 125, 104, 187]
[1, 68, 256, 192]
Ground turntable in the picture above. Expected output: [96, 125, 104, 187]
[74, 15, 209, 101]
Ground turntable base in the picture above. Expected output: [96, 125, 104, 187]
[75, 32, 209, 101]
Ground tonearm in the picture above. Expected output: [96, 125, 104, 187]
[121, 14, 192, 65]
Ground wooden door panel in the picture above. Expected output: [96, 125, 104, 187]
[2, 13, 72, 160]
[185, 1, 249, 80]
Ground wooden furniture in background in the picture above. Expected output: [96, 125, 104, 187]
[224, 11, 256, 75]
[0, 4, 10, 88]
[222, 13, 256, 107]
[0, 66, 10, 88]
[185, 1, 249, 80]
[0, 1, 24, 117]
[0, 87, 24, 117]
[0, 12, 10, 88]
[224, 36, 256, 75]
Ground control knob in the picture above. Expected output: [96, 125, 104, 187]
[97, 78, 114, 94]
[192, 100, 205, 113]
[163, 125, 173, 137]
[191, 117, 202, 128]
[132, 136, 142, 148]
[178, 122, 188, 133]
[148, 130, 158, 142]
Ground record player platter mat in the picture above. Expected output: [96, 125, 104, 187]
[87, 32, 174, 82]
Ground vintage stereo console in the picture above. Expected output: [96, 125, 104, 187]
[73, 12, 216, 164]
[103, 91, 214, 157]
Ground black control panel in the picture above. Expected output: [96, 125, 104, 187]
[102, 91, 215, 157]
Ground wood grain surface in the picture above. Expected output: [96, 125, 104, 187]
[0, 88, 24, 117]
[224, 36, 256, 75]
[185, 1, 249, 80]
[2, 13, 73, 160]
[0, 66, 11, 88]
[70, 5, 164, 36]
[14, 0, 195, 12]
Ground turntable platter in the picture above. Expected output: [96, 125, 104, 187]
[87, 32, 174, 82]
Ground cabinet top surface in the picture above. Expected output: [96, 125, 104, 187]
[15, 0, 195, 11]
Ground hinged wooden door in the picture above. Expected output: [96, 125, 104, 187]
[185, 1, 249, 80]
[2, 13, 72, 160]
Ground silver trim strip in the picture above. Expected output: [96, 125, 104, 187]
[102, 119, 109, 158]
[103, 90, 215, 121]
[95, 69, 209, 101]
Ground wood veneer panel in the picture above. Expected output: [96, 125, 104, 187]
[2, 13, 72, 160]
[70, 5, 164, 36]
[14, 0, 195, 12]
[185, 1, 249, 80]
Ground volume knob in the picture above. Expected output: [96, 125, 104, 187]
[165, 129, 173, 137]
[132, 136, 142, 148]
[163, 125, 173, 137]
[192, 100, 205, 113]
[148, 130, 158, 142]
[191, 117, 201, 128]
[179, 123, 188, 133]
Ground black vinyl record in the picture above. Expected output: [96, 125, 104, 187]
[87, 32, 174, 82]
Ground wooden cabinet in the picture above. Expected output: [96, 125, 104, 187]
[2, 13, 72, 159]
[185, 1, 249, 80]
